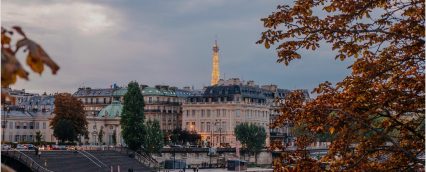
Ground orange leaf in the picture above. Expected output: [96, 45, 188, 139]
[26, 53, 44, 74]
[329, 127, 335, 134]
[17, 38, 60, 74]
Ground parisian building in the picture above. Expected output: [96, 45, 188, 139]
[182, 78, 272, 148]
[1, 92, 57, 143]
[72, 85, 193, 135]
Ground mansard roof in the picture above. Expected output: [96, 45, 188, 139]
[73, 88, 114, 97]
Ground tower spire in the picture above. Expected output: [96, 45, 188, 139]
[211, 39, 220, 85]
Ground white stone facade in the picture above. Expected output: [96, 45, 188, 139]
[182, 101, 270, 148]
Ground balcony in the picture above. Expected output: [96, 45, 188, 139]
[146, 101, 180, 106]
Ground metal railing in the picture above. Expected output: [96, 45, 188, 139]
[105, 147, 159, 169]
[2, 149, 53, 172]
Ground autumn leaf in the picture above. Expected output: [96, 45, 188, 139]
[329, 127, 335, 134]
[1, 48, 29, 87]
[16, 38, 60, 74]
[265, 41, 270, 49]
[12, 26, 26, 38]
[26, 53, 44, 74]
[1, 33, 11, 46]
[1, 26, 60, 87]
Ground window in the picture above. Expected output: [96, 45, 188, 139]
[223, 109, 226, 117]
[43, 122, 46, 129]
[217, 109, 220, 117]
[29, 122, 34, 129]
[96, 98, 99, 104]
[103, 98, 106, 104]
[110, 125, 113, 130]
[9, 122, 13, 129]
[207, 110, 211, 117]
[236, 109, 240, 117]
[149, 97, 152, 103]
[1, 121, 5, 128]
[16, 122, 20, 129]
[191, 122, 195, 131]
[201, 122, 205, 132]
[201, 110, 205, 117]
[192, 110, 196, 117]
[206, 122, 211, 132]
[186, 110, 189, 117]
[35, 122, 39, 129]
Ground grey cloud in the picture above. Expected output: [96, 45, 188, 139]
[3, 0, 351, 94]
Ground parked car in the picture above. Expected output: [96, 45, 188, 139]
[1, 144, 11, 150]
[23, 144, 35, 150]
[16, 144, 27, 150]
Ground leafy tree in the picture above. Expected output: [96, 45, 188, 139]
[51, 93, 88, 140]
[258, 0, 424, 171]
[170, 128, 201, 145]
[35, 131, 42, 146]
[1, 26, 59, 87]
[144, 120, 164, 154]
[53, 119, 77, 143]
[112, 130, 117, 145]
[98, 127, 104, 145]
[234, 123, 266, 164]
[120, 81, 146, 151]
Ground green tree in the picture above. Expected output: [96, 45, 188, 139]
[53, 119, 77, 143]
[120, 81, 146, 151]
[98, 127, 104, 145]
[35, 131, 42, 145]
[144, 120, 164, 154]
[234, 123, 266, 164]
[51, 93, 88, 139]
[170, 128, 201, 145]
[112, 130, 117, 145]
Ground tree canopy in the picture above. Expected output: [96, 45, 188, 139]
[53, 119, 77, 143]
[51, 93, 88, 142]
[120, 81, 146, 151]
[234, 123, 267, 164]
[170, 128, 201, 145]
[258, 0, 424, 171]
[144, 120, 164, 154]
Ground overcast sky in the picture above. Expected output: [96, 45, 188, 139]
[2, 0, 351, 94]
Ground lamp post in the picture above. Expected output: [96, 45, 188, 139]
[215, 119, 222, 147]
[2, 106, 10, 142]
[92, 112, 97, 145]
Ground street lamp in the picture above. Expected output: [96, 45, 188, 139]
[2, 106, 10, 142]
[92, 112, 97, 145]
[215, 119, 222, 147]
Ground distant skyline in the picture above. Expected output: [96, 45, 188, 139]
[2, 0, 351, 94]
